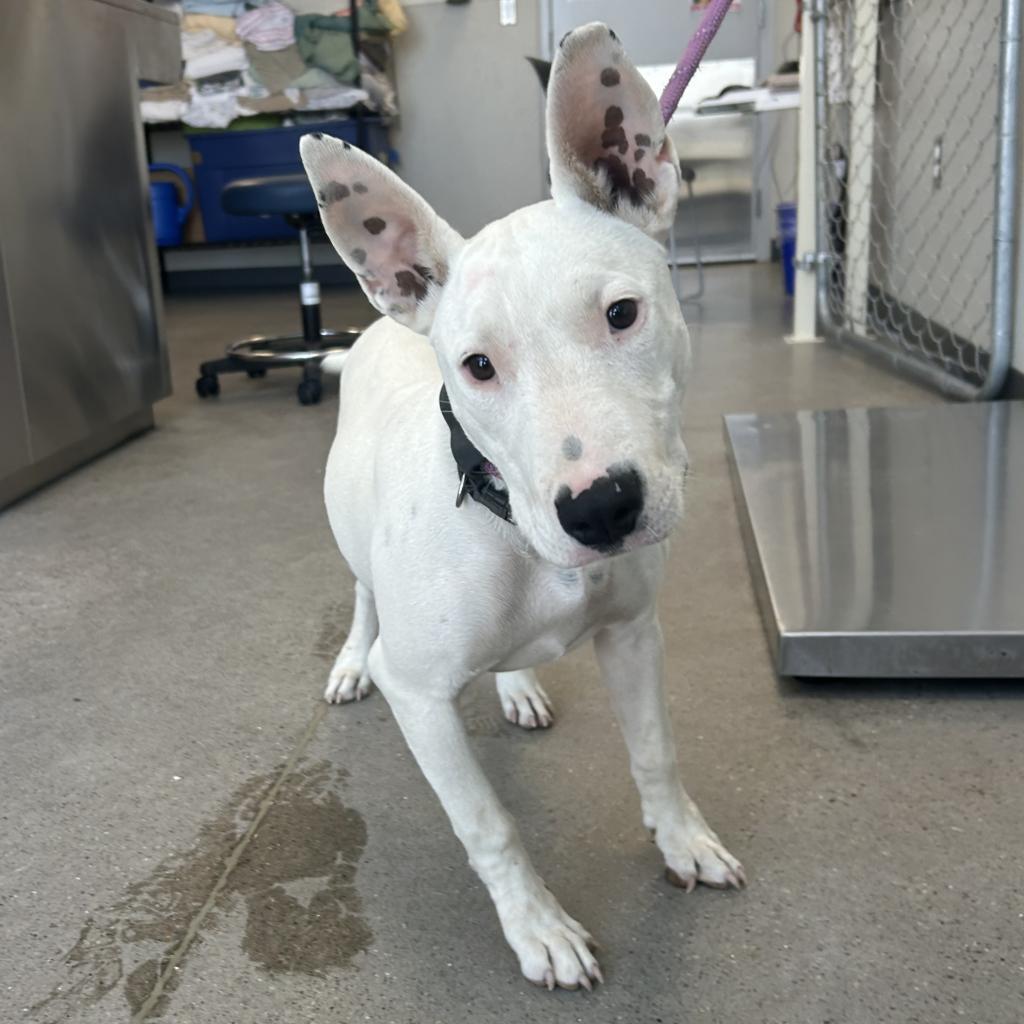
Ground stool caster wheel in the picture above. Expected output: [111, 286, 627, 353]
[297, 379, 322, 405]
[196, 374, 220, 398]
[247, 367, 267, 379]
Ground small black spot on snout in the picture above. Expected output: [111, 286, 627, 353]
[562, 435, 583, 461]
[555, 467, 644, 551]
[363, 217, 386, 235]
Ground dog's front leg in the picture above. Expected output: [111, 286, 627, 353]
[594, 614, 746, 891]
[368, 641, 601, 990]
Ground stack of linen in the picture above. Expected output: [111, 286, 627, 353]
[141, 0, 403, 130]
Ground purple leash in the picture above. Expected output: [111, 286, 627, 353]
[658, 0, 734, 124]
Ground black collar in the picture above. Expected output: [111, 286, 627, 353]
[438, 386, 514, 523]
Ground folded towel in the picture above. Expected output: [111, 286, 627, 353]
[141, 97, 190, 123]
[181, 14, 238, 41]
[300, 84, 369, 110]
[283, 0, 343, 13]
[294, 15, 359, 80]
[237, 1, 295, 51]
[182, 0, 250, 15]
[183, 85, 242, 128]
[378, 0, 407, 35]
[237, 90, 302, 114]
[182, 28, 248, 79]
[245, 42, 307, 92]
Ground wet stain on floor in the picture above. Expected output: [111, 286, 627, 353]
[30, 760, 370, 1022]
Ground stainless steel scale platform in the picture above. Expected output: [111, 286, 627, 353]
[724, 401, 1024, 678]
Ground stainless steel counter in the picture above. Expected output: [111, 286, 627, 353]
[725, 402, 1024, 678]
[0, 0, 181, 509]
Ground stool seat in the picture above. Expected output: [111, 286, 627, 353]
[221, 174, 318, 217]
[195, 156, 358, 406]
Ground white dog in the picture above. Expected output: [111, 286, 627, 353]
[299, 23, 745, 991]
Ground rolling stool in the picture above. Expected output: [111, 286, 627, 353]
[194, 173, 360, 405]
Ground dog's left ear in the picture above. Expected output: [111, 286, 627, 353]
[300, 134, 463, 333]
[546, 23, 680, 237]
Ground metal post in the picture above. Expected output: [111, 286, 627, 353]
[298, 224, 321, 343]
[977, 0, 1021, 399]
[843, 0, 878, 335]
[789, 0, 822, 343]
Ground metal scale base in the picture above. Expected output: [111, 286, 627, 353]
[724, 401, 1024, 678]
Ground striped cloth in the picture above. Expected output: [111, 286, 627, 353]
[236, 1, 295, 52]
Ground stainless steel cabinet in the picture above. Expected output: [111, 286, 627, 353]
[0, 0, 180, 509]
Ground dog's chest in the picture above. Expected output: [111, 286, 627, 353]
[489, 562, 643, 672]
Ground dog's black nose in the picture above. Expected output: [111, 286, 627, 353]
[555, 467, 644, 550]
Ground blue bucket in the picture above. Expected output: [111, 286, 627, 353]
[777, 201, 797, 296]
[149, 163, 194, 248]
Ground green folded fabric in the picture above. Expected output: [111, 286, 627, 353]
[294, 6, 392, 81]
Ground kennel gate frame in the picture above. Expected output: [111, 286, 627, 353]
[806, 0, 1022, 400]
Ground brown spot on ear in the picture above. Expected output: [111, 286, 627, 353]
[353, 182, 368, 194]
[594, 154, 630, 194]
[635, 149, 645, 162]
[632, 167, 654, 201]
[605, 106, 624, 127]
[350, 248, 367, 264]
[600, 67, 620, 87]
[363, 217, 386, 235]
[594, 155, 656, 209]
[602, 125, 628, 155]
[635, 133, 652, 148]
[394, 270, 428, 302]
[608, 27, 619, 41]
[324, 182, 350, 203]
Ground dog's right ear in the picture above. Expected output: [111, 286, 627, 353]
[300, 134, 463, 333]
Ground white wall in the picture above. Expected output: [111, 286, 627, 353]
[390, 0, 547, 238]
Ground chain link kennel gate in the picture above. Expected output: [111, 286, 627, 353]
[811, 0, 1021, 398]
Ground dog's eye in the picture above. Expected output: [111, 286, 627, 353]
[606, 299, 638, 330]
[463, 354, 495, 381]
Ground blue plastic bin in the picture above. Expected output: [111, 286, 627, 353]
[777, 201, 797, 296]
[187, 118, 388, 243]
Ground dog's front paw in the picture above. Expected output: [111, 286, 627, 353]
[324, 658, 373, 704]
[496, 670, 554, 730]
[500, 893, 602, 991]
[661, 828, 746, 892]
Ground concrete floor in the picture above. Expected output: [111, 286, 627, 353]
[2, 264, 1022, 1023]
